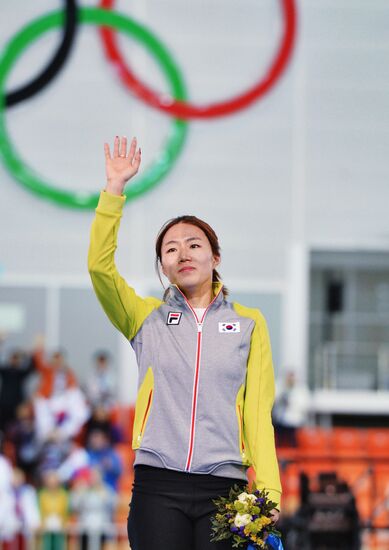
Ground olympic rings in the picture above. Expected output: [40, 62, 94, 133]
[0, 8, 188, 209]
[6, 0, 77, 108]
[98, 0, 297, 119]
[1, 2, 297, 208]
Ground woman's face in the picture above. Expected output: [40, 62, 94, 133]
[161, 223, 220, 294]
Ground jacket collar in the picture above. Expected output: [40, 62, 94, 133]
[166, 282, 224, 309]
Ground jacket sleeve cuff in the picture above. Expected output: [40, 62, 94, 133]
[96, 190, 126, 215]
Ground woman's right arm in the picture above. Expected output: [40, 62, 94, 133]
[88, 136, 161, 340]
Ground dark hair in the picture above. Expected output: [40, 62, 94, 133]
[155, 215, 228, 298]
[93, 350, 111, 362]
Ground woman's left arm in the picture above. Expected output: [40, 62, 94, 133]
[243, 309, 282, 511]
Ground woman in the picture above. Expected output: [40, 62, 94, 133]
[88, 136, 282, 549]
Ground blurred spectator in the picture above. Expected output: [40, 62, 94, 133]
[33, 345, 77, 399]
[34, 387, 90, 442]
[83, 404, 123, 445]
[273, 370, 311, 447]
[86, 429, 122, 491]
[37, 431, 72, 478]
[0, 435, 13, 491]
[0, 348, 36, 432]
[71, 467, 117, 550]
[6, 401, 39, 481]
[39, 470, 69, 550]
[0, 446, 18, 543]
[0, 465, 40, 549]
[33, 344, 89, 441]
[86, 351, 116, 409]
[11, 467, 41, 544]
[57, 442, 89, 484]
[297, 472, 360, 549]
[36, 432, 90, 486]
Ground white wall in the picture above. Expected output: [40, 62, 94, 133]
[1, 0, 389, 387]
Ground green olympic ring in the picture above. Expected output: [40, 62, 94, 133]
[0, 8, 188, 209]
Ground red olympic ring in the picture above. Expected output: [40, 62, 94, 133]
[98, 0, 297, 119]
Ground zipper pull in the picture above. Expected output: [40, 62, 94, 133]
[197, 323, 203, 333]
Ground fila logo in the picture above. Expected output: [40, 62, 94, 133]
[167, 312, 182, 325]
[219, 322, 240, 333]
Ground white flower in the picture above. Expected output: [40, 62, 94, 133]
[238, 492, 257, 504]
[234, 513, 252, 527]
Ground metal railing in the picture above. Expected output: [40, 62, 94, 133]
[0, 523, 129, 550]
[313, 342, 389, 391]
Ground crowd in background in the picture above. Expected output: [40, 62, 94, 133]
[0, 336, 124, 549]
[3, 336, 378, 549]
[0, 335, 314, 549]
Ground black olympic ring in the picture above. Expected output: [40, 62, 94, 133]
[5, 0, 77, 108]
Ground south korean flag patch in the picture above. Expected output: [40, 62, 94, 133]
[167, 311, 182, 325]
[219, 322, 240, 333]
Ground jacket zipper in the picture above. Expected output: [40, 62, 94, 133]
[176, 287, 222, 472]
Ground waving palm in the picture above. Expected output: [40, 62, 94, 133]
[104, 136, 141, 195]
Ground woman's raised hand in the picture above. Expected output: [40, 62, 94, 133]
[104, 136, 141, 196]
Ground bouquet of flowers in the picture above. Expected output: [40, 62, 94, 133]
[210, 482, 283, 549]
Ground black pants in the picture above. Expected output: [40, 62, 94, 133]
[127, 464, 247, 550]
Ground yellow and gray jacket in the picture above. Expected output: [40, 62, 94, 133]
[88, 191, 282, 508]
